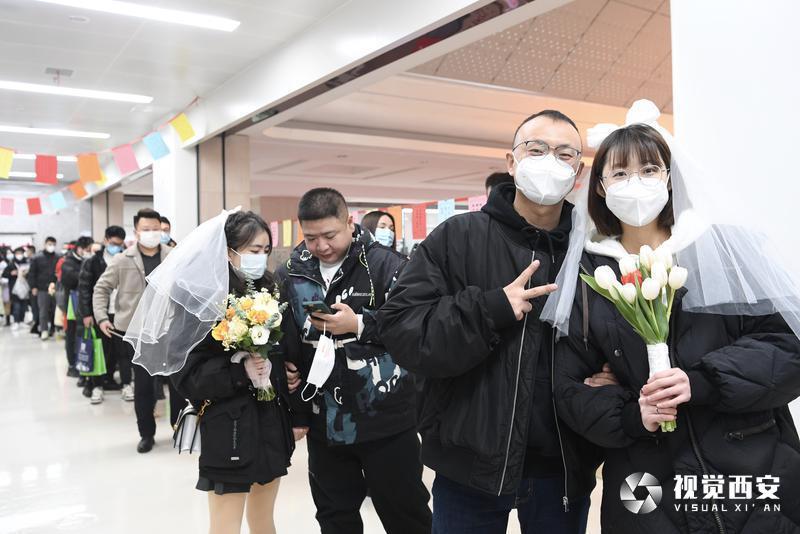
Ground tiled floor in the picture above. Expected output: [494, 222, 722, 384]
[0, 324, 601, 533]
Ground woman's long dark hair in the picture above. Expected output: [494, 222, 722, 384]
[225, 211, 275, 294]
[361, 210, 396, 248]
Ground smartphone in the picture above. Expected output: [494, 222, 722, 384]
[303, 300, 333, 316]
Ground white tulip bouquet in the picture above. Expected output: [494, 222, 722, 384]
[581, 245, 688, 432]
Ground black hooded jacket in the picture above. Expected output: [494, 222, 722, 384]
[377, 183, 602, 500]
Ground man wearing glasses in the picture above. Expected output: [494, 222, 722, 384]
[378, 111, 610, 533]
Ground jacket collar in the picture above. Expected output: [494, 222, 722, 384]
[287, 224, 373, 286]
[123, 244, 168, 274]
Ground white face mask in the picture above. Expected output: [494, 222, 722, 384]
[374, 227, 395, 248]
[230, 249, 268, 281]
[301, 325, 337, 402]
[513, 153, 576, 205]
[138, 230, 161, 249]
[45, 244, 56, 253]
[15, 254, 23, 262]
[604, 178, 670, 227]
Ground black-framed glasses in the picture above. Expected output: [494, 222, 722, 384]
[512, 139, 581, 165]
[602, 164, 669, 186]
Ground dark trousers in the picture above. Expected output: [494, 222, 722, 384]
[36, 291, 54, 333]
[431, 474, 590, 534]
[65, 319, 77, 367]
[10, 295, 26, 323]
[307, 429, 432, 534]
[30, 293, 38, 328]
[111, 327, 132, 386]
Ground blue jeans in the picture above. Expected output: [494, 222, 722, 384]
[432, 474, 590, 534]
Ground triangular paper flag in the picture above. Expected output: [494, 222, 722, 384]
[35, 155, 58, 184]
[270, 221, 279, 244]
[0, 147, 13, 179]
[296, 222, 304, 246]
[412, 204, 427, 239]
[49, 191, 67, 211]
[143, 131, 170, 160]
[69, 181, 88, 200]
[27, 197, 42, 215]
[169, 113, 196, 143]
[387, 206, 403, 240]
[0, 198, 13, 216]
[112, 144, 140, 176]
[77, 153, 102, 183]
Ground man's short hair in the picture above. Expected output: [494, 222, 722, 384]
[105, 225, 126, 240]
[133, 208, 161, 228]
[76, 236, 94, 250]
[298, 188, 348, 222]
[159, 216, 171, 226]
[512, 110, 580, 146]
[45, 236, 56, 244]
[485, 172, 515, 191]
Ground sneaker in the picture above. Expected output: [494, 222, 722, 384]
[40, 331, 49, 340]
[90, 387, 104, 404]
[121, 384, 135, 402]
[82, 385, 93, 398]
[11, 323, 19, 331]
[66, 367, 80, 378]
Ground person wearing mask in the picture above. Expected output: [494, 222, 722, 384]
[553, 113, 800, 533]
[484, 171, 515, 196]
[279, 188, 430, 534]
[135, 210, 295, 534]
[378, 111, 615, 534]
[360, 211, 397, 250]
[0, 247, 11, 326]
[24, 245, 38, 333]
[80, 226, 127, 404]
[61, 236, 94, 382]
[93, 208, 181, 452]
[28, 237, 59, 342]
[3, 247, 29, 329]
[160, 216, 177, 247]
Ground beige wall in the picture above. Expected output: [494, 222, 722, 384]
[224, 135, 251, 212]
[198, 134, 252, 221]
[258, 196, 300, 222]
[91, 191, 124, 239]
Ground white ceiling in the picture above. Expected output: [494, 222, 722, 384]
[0, 0, 350, 184]
[412, 0, 672, 112]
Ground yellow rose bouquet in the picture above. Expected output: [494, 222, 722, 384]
[211, 284, 287, 401]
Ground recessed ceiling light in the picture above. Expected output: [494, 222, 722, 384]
[0, 80, 152, 103]
[0, 125, 110, 139]
[68, 15, 90, 23]
[10, 171, 65, 179]
[34, 0, 240, 32]
[14, 153, 78, 162]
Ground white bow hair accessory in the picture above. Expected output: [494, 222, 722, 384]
[586, 99, 663, 149]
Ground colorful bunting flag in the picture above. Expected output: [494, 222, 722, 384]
[468, 195, 488, 212]
[27, 197, 42, 215]
[387, 206, 403, 239]
[296, 222, 304, 246]
[112, 144, 140, 176]
[35, 155, 58, 184]
[412, 204, 427, 239]
[438, 199, 456, 222]
[270, 221, 279, 244]
[170, 113, 196, 143]
[143, 131, 170, 160]
[77, 153, 102, 183]
[0, 198, 13, 216]
[0, 147, 13, 179]
[49, 191, 67, 211]
[282, 220, 292, 248]
[69, 182, 88, 200]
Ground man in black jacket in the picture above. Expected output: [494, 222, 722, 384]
[278, 188, 430, 534]
[378, 111, 612, 534]
[62, 236, 94, 380]
[79, 225, 126, 404]
[27, 236, 59, 340]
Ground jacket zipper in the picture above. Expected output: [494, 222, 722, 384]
[497, 250, 535, 496]
[725, 419, 776, 441]
[669, 315, 726, 534]
[551, 331, 570, 512]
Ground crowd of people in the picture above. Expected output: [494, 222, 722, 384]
[5, 102, 800, 534]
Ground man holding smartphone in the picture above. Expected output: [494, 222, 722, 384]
[277, 187, 431, 534]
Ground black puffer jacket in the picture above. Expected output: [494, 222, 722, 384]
[78, 249, 107, 320]
[554, 251, 800, 534]
[172, 271, 295, 486]
[377, 184, 602, 500]
[27, 251, 58, 290]
[61, 252, 83, 292]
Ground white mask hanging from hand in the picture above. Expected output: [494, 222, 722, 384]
[513, 153, 576, 206]
[604, 179, 669, 227]
[301, 323, 336, 402]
